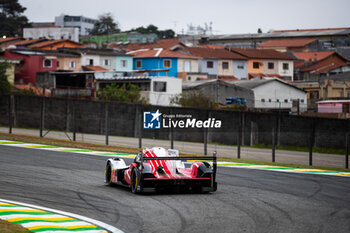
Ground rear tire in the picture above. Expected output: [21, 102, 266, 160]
[106, 163, 113, 186]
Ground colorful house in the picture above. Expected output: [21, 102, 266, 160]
[128, 48, 198, 77]
[59, 48, 133, 72]
[293, 51, 350, 81]
[3, 49, 57, 84]
[177, 47, 248, 80]
[229, 48, 296, 81]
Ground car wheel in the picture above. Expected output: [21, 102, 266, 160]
[106, 163, 113, 186]
[130, 169, 140, 194]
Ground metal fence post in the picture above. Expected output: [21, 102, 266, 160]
[272, 127, 276, 162]
[8, 95, 12, 134]
[170, 109, 174, 149]
[237, 112, 242, 159]
[105, 102, 109, 145]
[204, 110, 209, 155]
[40, 97, 44, 137]
[72, 104, 76, 141]
[346, 131, 349, 169]
[139, 106, 142, 149]
[309, 119, 315, 166]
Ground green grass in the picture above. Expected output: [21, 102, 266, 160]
[1, 132, 349, 173]
[0, 220, 31, 233]
[250, 143, 346, 155]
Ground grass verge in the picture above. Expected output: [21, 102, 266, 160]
[0, 220, 31, 233]
[0, 132, 349, 173]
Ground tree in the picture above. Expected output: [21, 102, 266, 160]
[170, 91, 218, 109]
[90, 13, 120, 35]
[0, 0, 30, 37]
[133, 24, 175, 39]
[257, 28, 262, 33]
[97, 83, 146, 104]
[0, 62, 11, 95]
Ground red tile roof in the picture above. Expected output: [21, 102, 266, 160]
[109, 38, 184, 51]
[0, 37, 23, 44]
[272, 27, 349, 33]
[229, 48, 296, 60]
[293, 51, 348, 74]
[258, 39, 317, 48]
[27, 40, 81, 49]
[82, 66, 108, 71]
[183, 47, 247, 60]
[128, 48, 198, 59]
[197, 44, 226, 49]
[293, 51, 335, 62]
[4, 38, 48, 47]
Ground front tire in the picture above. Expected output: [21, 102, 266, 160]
[130, 169, 140, 194]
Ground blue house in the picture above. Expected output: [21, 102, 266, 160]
[129, 48, 198, 77]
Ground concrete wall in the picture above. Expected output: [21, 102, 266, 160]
[23, 27, 79, 42]
[0, 95, 348, 149]
[183, 81, 254, 107]
[149, 77, 182, 106]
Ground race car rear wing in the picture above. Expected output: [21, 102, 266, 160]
[140, 151, 217, 180]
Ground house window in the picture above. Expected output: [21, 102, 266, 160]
[253, 62, 260, 69]
[261, 99, 265, 102]
[188, 76, 191, 81]
[70, 61, 76, 68]
[300, 99, 305, 103]
[153, 81, 167, 92]
[136, 60, 142, 68]
[88, 59, 94, 65]
[163, 59, 171, 68]
[207, 61, 214, 68]
[104, 59, 110, 66]
[237, 65, 244, 69]
[268, 62, 274, 69]
[284, 99, 288, 103]
[43, 59, 52, 68]
[276, 99, 280, 102]
[283, 63, 289, 70]
[121, 60, 127, 67]
[57, 61, 60, 67]
[269, 99, 271, 102]
[222, 62, 229, 70]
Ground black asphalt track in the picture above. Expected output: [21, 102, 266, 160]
[0, 145, 349, 233]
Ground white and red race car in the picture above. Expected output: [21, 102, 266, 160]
[105, 147, 217, 193]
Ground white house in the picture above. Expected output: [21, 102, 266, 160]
[93, 73, 182, 106]
[232, 79, 307, 111]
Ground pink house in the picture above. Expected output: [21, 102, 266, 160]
[317, 100, 350, 113]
